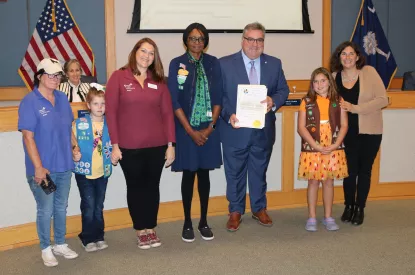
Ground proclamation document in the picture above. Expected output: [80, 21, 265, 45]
[235, 85, 267, 129]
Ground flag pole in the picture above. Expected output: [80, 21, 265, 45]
[350, 0, 365, 41]
[26, 0, 31, 40]
[51, 0, 57, 32]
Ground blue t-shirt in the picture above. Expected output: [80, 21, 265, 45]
[18, 88, 74, 176]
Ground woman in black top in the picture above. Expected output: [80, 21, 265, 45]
[330, 41, 388, 226]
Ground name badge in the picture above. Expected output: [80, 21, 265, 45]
[207, 111, 212, 117]
[148, 83, 158, 89]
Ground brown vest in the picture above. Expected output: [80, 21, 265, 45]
[301, 96, 344, 152]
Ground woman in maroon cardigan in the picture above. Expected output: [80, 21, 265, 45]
[105, 38, 175, 249]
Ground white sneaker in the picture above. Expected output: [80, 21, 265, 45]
[83, 242, 98, 252]
[52, 244, 79, 259]
[96, 241, 108, 250]
[41, 246, 58, 267]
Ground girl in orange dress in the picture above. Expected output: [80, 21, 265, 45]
[297, 67, 348, 232]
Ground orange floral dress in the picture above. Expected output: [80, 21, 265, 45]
[297, 96, 348, 181]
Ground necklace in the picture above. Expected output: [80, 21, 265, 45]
[341, 71, 359, 83]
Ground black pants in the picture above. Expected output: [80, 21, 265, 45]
[181, 169, 210, 228]
[343, 134, 382, 208]
[119, 146, 166, 230]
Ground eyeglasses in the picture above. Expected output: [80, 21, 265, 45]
[45, 73, 63, 80]
[243, 37, 265, 44]
[188, 36, 205, 43]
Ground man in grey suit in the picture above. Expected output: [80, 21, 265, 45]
[219, 22, 289, 231]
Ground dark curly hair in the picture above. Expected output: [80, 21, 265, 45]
[330, 41, 366, 73]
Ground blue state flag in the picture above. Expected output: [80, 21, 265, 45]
[351, 0, 397, 89]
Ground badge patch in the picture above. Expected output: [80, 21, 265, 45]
[124, 83, 135, 92]
[38, 107, 50, 116]
[77, 122, 89, 130]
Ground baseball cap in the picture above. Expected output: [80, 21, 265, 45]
[37, 58, 63, 74]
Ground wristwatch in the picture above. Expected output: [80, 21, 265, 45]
[210, 123, 216, 130]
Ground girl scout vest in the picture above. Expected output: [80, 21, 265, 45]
[74, 114, 112, 178]
[301, 96, 344, 152]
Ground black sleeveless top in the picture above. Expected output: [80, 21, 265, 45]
[336, 72, 359, 135]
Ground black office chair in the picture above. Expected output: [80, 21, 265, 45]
[401, 71, 415, 90]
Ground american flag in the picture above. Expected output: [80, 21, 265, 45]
[18, 0, 96, 90]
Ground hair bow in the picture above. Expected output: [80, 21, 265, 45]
[90, 83, 105, 92]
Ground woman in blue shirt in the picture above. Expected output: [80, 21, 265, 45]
[168, 23, 223, 243]
[18, 58, 78, 267]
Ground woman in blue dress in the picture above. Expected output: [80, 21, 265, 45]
[168, 23, 223, 243]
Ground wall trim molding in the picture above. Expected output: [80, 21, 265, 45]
[323, 0, 331, 68]
[1, 187, 414, 251]
[104, 0, 116, 79]
[1, 92, 414, 132]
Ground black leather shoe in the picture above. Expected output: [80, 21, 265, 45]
[341, 205, 354, 222]
[351, 207, 364, 226]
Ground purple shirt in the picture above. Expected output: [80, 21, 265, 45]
[18, 88, 74, 176]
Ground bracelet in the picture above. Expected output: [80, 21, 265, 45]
[168, 142, 173, 147]
[72, 144, 79, 150]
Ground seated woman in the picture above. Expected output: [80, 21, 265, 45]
[59, 59, 91, 102]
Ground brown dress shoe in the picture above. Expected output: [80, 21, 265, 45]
[226, 212, 242, 232]
[252, 209, 273, 227]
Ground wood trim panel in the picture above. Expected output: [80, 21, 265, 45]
[0, 103, 88, 132]
[390, 78, 403, 90]
[2, 93, 415, 132]
[0, 77, 405, 102]
[104, 0, 116, 79]
[286, 80, 310, 93]
[2, 183, 415, 251]
[0, 87, 29, 101]
[281, 110, 296, 192]
[0, 107, 19, 132]
[322, 0, 332, 68]
[385, 92, 415, 108]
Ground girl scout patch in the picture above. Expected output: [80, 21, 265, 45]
[177, 68, 189, 90]
[77, 121, 89, 130]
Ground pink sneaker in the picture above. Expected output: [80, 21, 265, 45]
[137, 234, 151, 250]
[147, 231, 162, 248]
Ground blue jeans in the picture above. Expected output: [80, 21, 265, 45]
[27, 171, 72, 250]
[75, 174, 108, 245]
